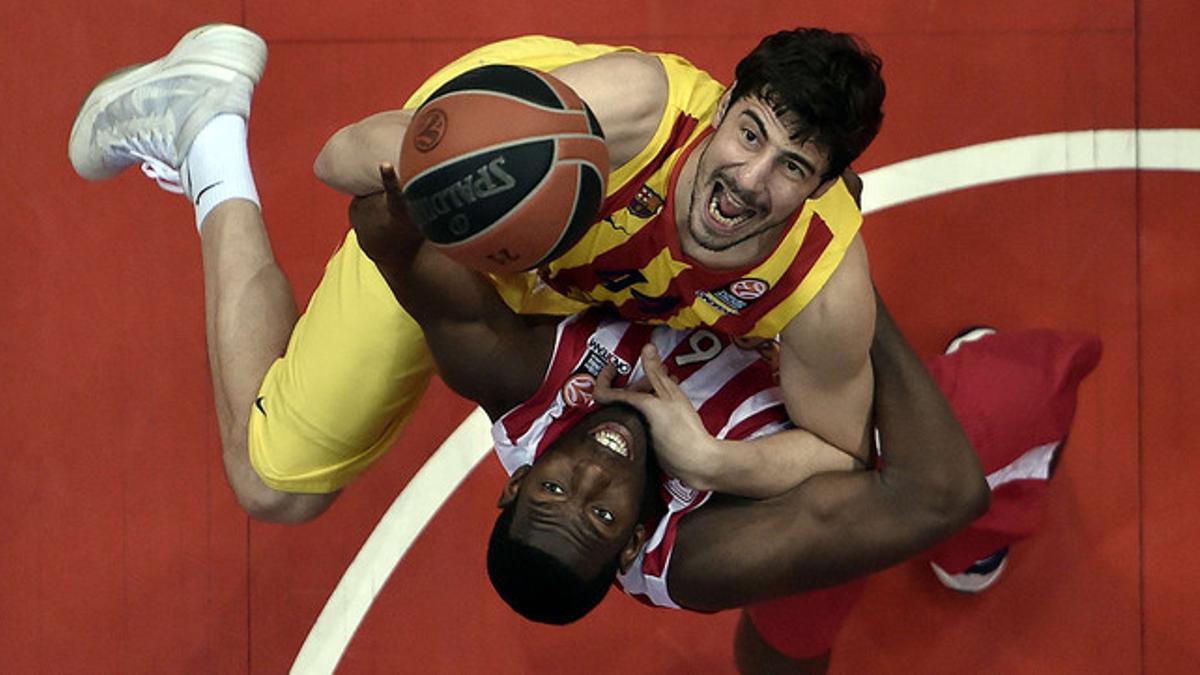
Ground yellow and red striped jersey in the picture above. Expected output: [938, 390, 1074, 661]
[409, 35, 864, 339]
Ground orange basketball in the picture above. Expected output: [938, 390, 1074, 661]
[399, 65, 609, 273]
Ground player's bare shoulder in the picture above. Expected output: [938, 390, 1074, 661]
[551, 51, 667, 169]
[780, 235, 875, 375]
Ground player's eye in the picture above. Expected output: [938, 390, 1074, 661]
[592, 506, 615, 523]
[741, 128, 758, 145]
[783, 159, 805, 177]
[541, 481, 565, 495]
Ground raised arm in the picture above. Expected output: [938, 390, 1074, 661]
[348, 165, 553, 416]
[314, 51, 667, 196]
[666, 291, 990, 610]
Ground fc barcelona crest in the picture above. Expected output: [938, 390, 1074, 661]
[628, 184, 665, 218]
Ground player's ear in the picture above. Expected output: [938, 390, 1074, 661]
[811, 167, 861, 202]
[618, 524, 648, 573]
[497, 464, 532, 508]
[713, 85, 734, 127]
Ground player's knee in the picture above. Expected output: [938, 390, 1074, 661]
[222, 435, 338, 524]
[234, 483, 336, 525]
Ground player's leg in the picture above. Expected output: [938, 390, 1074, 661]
[68, 25, 334, 522]
[921, 327, 1101, 591]
[733, 612, 832, 675]
[69, 25, 434, 522]
[732, 577, 867, 675]
[199, 199, 336, 522]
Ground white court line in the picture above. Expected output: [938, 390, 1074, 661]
[291, 128, 1200, 674]
[859, 129, 1200, 215]
[290, 408, 493, 674]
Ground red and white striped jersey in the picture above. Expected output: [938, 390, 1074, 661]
[492, 308, 792, 608]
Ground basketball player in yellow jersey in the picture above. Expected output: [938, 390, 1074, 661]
[321, 30, 885, 481]
[69, 26, 882, 525]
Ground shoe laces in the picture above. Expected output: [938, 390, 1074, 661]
[112, 127, 185, 194]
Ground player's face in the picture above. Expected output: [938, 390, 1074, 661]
[684, 95, 831, 260]
[509, 404, 651, 578]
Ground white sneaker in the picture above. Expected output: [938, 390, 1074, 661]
[931, 547, 1009, 593]
[68, 24, 266, 193]
[945, 326, 997, 354]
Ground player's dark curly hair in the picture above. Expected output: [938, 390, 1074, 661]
[486, 500, 619, 625]
[729, 28, 885, 179]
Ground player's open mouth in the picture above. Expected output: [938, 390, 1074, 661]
[707, 181, 756, 230]
[591, 421, 632, 459]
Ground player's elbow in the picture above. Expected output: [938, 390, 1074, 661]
[313, 124, 358, 192]
[920, 453, 990, 533]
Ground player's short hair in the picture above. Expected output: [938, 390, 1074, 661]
[730, 28, 886, 179]
[486, 500, 620, 625]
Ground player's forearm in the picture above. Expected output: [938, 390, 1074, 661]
[314, 110, 412, 196]
[871, 296, 989, 523]
[691, 428, 860, 499]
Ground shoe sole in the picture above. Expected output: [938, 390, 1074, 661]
[68, 23, 267, 180]
[930, 557, 1008, 593]
[944, 326, 997, 355]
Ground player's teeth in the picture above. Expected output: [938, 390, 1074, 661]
[595, 429, 628, 457]
[709, 191, 752, 227]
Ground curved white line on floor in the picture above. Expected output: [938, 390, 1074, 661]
[859, 129, 1200, 215]
[290, 408, 494, 674]
[290, 128, 1200, 674]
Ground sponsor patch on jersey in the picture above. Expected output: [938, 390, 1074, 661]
[695, 277, 769, 316]
[628, 184, 665, 218]
[562, 338, 634, 408]
[581, 337, 633, 377]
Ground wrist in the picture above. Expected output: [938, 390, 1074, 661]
[685, 436, 739, 493]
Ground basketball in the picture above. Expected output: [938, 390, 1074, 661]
[399, 64, 609, 273]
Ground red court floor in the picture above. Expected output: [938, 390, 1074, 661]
[3, 1, 1198, 672]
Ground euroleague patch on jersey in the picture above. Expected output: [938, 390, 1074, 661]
[628, 184, 665, 218]
[561, 373, 597, 408]
[563, 337, 634, 408]
[695, 277, 769, 315]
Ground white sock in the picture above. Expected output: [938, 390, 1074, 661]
[181, 114, 261, 231]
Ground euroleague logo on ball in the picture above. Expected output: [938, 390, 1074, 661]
[561, 373, 596, 408]
[413, 108, 448, 152]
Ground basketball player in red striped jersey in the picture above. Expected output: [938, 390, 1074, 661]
[347, 167, 1099, 673]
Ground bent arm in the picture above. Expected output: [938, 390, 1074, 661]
[594, 345, 860, 499]
[668, 291, 990, 610]
[314, 52, 666, 196]
[778, 235, 876, 463]
[693, 427, 861, 498]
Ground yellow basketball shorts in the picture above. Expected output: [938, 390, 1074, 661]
[248, 38, 604, 493]
[248, 229, 582, 494]
[247, 230, 435, 493]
